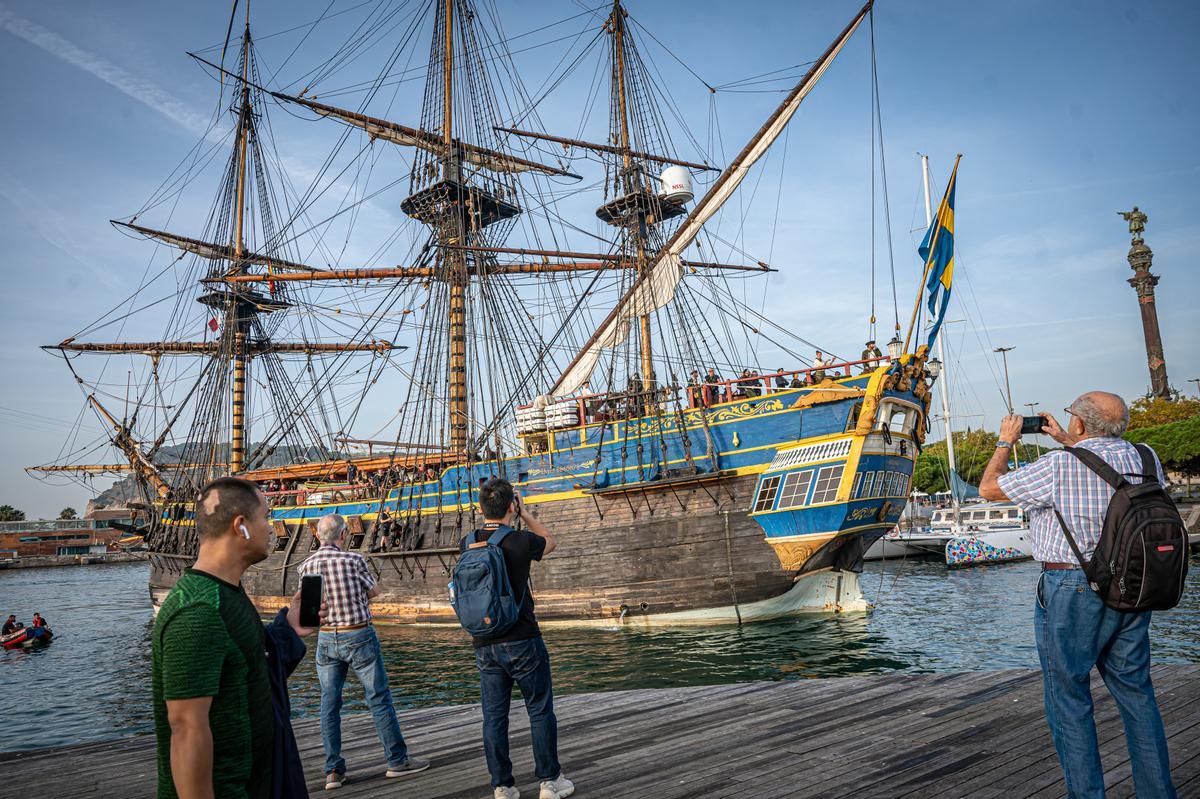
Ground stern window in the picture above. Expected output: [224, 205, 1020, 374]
[753, 475, 783, 513]
[778, 470, 815, 510]
[811, 464, 845, 504]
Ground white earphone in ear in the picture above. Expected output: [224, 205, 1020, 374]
[239, 524, 251, 540]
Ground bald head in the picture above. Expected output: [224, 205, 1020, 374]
[317, 514, 347, 545]
[1070, 391, 1129, 438]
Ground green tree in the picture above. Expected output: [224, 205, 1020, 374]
[913, 430, 1045, 495]
[1127, 396, 1200, 431]
[58, 507, 78, 520]
[1125, 414, 1200, 476]
[0, 505, 25, 522]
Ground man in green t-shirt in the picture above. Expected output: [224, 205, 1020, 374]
[153, 477, 299, 798]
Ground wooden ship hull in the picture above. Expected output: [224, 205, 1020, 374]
[148, 364, 932, 624]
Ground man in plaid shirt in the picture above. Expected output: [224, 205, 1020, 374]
[980, 392, 1176, 798]
[298, 514, 431, 790]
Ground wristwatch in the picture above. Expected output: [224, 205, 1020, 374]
[996, 440, 1012, 449]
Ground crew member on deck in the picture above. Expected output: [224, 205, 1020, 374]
[812, 351, 829, 382]
[861, 340, 883, 372]
[774, 369, 789, 390]
[704, 367, 722, 406]
[687, 371, 702, 408]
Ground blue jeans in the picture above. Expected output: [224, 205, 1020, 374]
[476, 636, 560, 788]
[316, 627, 408, 775]
[1035, 569, 1176, 798]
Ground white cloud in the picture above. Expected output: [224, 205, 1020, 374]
[0, 6, 212, 137]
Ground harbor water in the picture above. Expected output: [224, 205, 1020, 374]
[3, 557, 1200, 753]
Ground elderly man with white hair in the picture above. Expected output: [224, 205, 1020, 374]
[980, 391, 1176, 799]
[297, 513, 430, 790]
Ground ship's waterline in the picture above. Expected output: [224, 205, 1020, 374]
[155, 566, 867, 626]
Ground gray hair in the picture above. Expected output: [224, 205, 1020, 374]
[317, 513, 348, 545]
[1071, 393, 1129, 437]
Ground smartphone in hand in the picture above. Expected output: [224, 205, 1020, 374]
[1020, 416, 1045, 435]
[299, 574, 322, 628]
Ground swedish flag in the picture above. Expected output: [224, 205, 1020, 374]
[920, 158, 959, 348]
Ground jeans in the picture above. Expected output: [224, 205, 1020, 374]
[476, 636, 560, 788]
[1035, 569, 1175, 798]
[316, 627, 408, 775]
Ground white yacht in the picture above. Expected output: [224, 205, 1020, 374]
[931, 502, 1024, 531]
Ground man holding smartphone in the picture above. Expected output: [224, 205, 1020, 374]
[979, 393, 1176, 798]
[153, 477, 322, 799]
[467, 479, 574, 799]
[297, 513, 430, 790]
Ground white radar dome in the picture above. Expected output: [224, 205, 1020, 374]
[658, 165, 693, 205]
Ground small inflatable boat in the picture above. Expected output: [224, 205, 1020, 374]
[1, 626, 53, 648]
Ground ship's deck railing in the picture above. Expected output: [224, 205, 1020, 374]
[517, 355, 891, 432]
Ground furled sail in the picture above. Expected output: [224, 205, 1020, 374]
[551, 0, 874, 397]
[113, 221, 320, 273]
[272, 92, 580, 179]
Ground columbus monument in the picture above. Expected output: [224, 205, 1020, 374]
[1119, 206, 1171, 398]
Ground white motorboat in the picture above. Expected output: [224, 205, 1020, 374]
[864, 527, 953, 560]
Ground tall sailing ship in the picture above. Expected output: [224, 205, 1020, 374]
[31, 0, 954, 625]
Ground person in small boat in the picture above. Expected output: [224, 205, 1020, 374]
[2, 615, 20, 635]
[31, 613, 47, 628]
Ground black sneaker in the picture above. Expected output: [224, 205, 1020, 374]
[385, 756, 431, 778]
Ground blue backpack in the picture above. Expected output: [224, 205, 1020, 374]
[448, 526, 524, 637]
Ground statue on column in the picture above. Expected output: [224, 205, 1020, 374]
[1118, 206, 1148, 243]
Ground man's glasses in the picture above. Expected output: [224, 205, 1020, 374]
[1063, 406, 1076, 417]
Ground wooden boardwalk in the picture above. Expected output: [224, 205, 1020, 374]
[6, 665, 1199, 798]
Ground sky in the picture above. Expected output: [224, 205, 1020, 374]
[1, 0, 1198, 519]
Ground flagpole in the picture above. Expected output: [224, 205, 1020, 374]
[902, 154, 961, 354]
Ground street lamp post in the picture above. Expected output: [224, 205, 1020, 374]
[995, 346, 1018, 466]
[994, 346, 1015, 413]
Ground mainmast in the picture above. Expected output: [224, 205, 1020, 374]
[229, 6, 252, 473]
[610, 1, 653, 389]
[442, 0, 469, 453]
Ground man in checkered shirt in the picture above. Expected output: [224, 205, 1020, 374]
[298, 514, 431, 790]
[980, 391, 1176, 798]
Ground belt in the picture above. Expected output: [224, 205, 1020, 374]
[1042, 562, 1081, 571]
[320, 623, 369, 632]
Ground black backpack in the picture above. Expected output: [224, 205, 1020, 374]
[1054, 444, 1188, 613]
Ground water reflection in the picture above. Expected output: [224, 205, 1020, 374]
[4, 556, 1200, 752]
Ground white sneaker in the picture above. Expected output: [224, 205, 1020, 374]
[493, 787, 520, 799]
[539, 773, 575, 799]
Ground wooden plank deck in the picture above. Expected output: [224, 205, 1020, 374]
[5, 665, 1198, 798]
